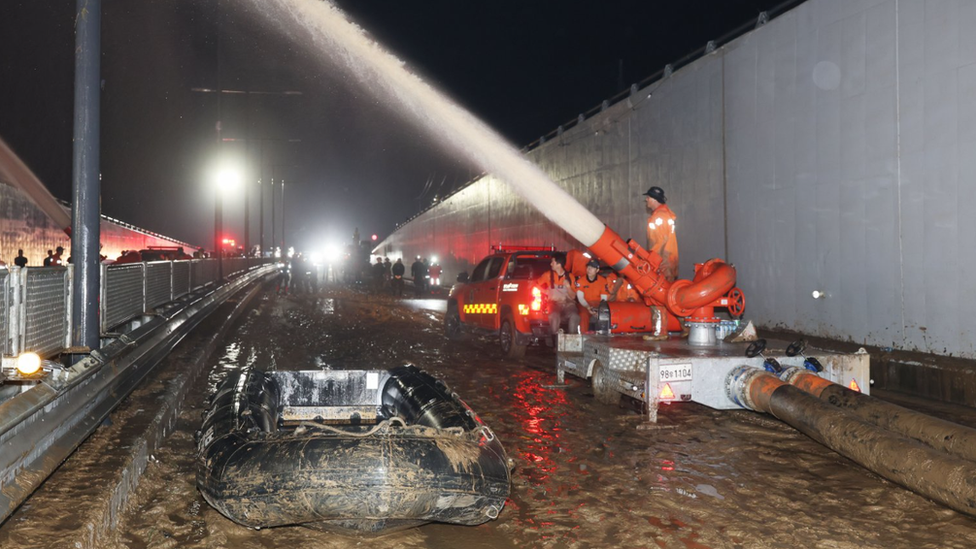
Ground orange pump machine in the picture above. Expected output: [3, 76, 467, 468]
[587, 226, 745, 342]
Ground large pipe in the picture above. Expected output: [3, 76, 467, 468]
[71, 0, 102, 353]
[783, 368, 976, 465]
[727, 366, 976, 517]
[669, 261, 737, 314]
[588, 225, 739, 319]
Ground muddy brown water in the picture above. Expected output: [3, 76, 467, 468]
[10, 285, 976, 548]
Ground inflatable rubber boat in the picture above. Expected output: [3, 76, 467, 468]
[196, 366, 511, 534]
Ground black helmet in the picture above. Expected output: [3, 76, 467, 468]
[642, 186, 666, 204]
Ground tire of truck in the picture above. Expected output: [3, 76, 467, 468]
[499, 315, 527, 359]
[591, 361, 620, 406]
[445, 303, 464, 341]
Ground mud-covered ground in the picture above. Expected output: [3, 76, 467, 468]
[39, 284, 976, 548]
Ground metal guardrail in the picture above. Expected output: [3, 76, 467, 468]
[23, 268, 70, 358]
[172, 261, 190, 299]
[0, 258, 275, 357]
[190, 260, 216, 291]
[101, 264, 145, 333]
[0, 270, 9, 356]
[145, 261, 172, 311]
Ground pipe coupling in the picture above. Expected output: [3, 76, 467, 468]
[725, 365, 767, 411]
[778, 366, 809, 386]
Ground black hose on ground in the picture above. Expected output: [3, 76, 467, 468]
[769, 384, 976, 517]
[818, 384, 976, 464]
[727, 367, 976, 517]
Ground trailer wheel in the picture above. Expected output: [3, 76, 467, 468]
[445, 303, 464, 341]
[591, 362, 620, 406]
[499, 316, 527, 358]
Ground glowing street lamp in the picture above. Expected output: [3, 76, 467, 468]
[214, 165, 243, 281]
[217, 168, 242, 193]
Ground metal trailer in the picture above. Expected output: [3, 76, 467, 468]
[556, 332, 870, 422]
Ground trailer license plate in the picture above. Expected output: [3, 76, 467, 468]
[660, 363, 692, 382]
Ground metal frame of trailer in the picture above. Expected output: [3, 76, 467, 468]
[556, 333, 870, 422]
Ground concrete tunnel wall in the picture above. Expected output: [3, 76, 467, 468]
[0, 180, 197, 265]
[375, 0, 976, 360]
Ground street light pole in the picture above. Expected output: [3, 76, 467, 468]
[215, 185, 223, 280]
[215, 168, 241, 279]
[188, 89, 302, 258]
[244, 89, 250, 258]
[259, 141, 264, 255]
[222, 137, 299, 257]
[71, 0, 102, 354]
[281, 178, 286, 253]
[271, 177, 276, 257]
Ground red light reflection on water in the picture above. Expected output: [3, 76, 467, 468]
[511, 371, 570, 482]
[507, 371, 589, 542]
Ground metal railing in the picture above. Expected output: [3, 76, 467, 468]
[22, 267, 71, 357]
[1, 258, 275, 357]
[101, 263, 145, 332]
[145, 261, 173, 310]
[0, 270, 9, 356]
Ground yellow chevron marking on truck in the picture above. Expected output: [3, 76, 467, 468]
[463, 303, 498, 315]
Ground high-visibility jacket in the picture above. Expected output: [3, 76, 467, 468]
[536, 269, 575, 305]
[574, 273, 611, 308]
[646, 204, 679, 282]
[607, 273, 642, 303]
[564, 249, 589, 279]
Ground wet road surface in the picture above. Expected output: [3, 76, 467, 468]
[17, 284, 976, 548]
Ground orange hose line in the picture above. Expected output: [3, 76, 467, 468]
[747, 374, 787, 414]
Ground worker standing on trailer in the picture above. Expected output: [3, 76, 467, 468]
[574, 258, 611, 332]
[643, 186, 679, 282]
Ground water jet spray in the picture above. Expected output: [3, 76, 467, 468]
[248, 0, 743, 329]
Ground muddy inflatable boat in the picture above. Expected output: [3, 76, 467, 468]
[196, 366, 511, 533]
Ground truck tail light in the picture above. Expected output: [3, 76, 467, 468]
[531, 286, 543, 312]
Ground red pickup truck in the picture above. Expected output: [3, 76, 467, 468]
[445, 247, 557, 358]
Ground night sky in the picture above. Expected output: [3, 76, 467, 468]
[0, 0, 786, 254]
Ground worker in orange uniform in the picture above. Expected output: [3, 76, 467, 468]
[643, 186, 679, 282]
[574, 259, 611, 332]
[564, 249, 589, 279]
[536, 252, 579, 341]
[608, 273, 641, 303]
